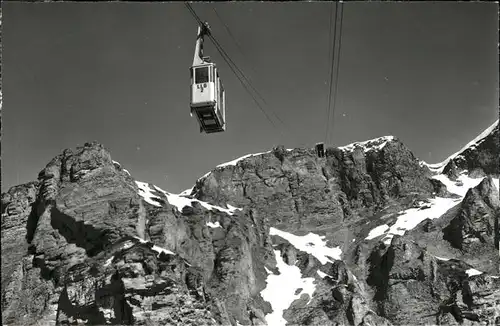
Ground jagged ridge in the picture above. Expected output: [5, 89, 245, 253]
[2, 121, 499, 326]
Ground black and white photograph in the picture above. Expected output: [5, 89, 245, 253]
[1, 1, 499, 325]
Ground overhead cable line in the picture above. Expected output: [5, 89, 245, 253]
[325, 1, 344, 146]
[184, 2, 290, 137]
[212, 7, 260, 87]
[208, 17, 296, 139]
[184, 3, 281, 132]
[325, 1, 338, 145]
[186, 4, 267, 108]
[329, 2, 344, 145]
[205, 19, 290, 133]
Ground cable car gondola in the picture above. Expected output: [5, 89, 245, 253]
[189, 22, 226, 134]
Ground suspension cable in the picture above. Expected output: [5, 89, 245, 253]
[186, 4, 267, 107]
[329, 2, 344, 145]
[185, 2, 289, 137]
[325, 1, 338, 145]
[212, 7, 259, 81]
[208, 30, 283, 133]
[209, 34, 268, 107]
[209, 33, 292, 133]
[325, 1, 344, 146]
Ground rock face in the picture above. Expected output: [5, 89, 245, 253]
[366, 236, 500, 326]
[2, 120, 499, 326]
[191, 137, 439, 248]
[1, 142, 276, 326]
[443, 177, 499, 252]
[442, 120, 499, 178]
[407, 176, 500, 275]
[1, 181, 40, 323]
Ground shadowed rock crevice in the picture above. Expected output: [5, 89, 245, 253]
[443, 219, 465, 251]
[110, 272, 135, 325]
[56, 286, 107, 325]
[495, 209, 499, 250]
[50, 206, 113, 257]
[26, 199, 43, 244]
[366, 244, 395, 316]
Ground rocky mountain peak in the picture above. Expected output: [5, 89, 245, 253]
[2, 126, 499, 326]
[427, 120, 499, 178]
[191, 135, 436, 244]
[337, 135, 396, 153]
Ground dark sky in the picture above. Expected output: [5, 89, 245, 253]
[2, 2, 498, 193]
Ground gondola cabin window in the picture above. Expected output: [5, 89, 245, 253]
[195, 66, 210, 84]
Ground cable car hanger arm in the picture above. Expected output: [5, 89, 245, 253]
[192, 21, 212, 66]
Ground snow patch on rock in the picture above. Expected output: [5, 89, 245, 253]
[365, 224, 390, 240]
[381, 196, 460, 245]
[423, 120, 498, 173]
[270, 227, 342, 264]
[134, 181, 242, 216]
[133, 236, 174, 256]
[367, 171, 491, 244]
[135, 181, 162, 207]
[338, 135, 394, 153]
[465, 268, 483, 277]
[261, 250, 316, 326]
[317, 270, 333, 279]
[432, 172, 485, 197]
[217, 151, 271, 168]
[207, 221, 221, 228]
